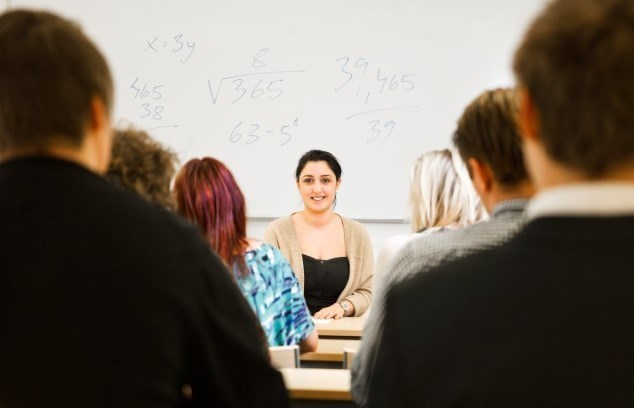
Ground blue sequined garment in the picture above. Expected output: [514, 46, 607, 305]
[235, 243, 315, 346]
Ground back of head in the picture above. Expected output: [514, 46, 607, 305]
[106, 127, 178, 210]
[453, 88, 528, 188]
[0, 10, 112, 152]
[409, 149, 484, 232]
[513, 0, 634, 176]
[174, 157, 249, 274]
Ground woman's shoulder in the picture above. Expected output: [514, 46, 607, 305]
[338, 214, 370, 236]
[383, 233, 419, 253]
[247, 241, 286, 261]
[265, 214, 294, 232]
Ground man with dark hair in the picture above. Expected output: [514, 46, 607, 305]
[0, 10, 287, 408]
[367, 0, 634, 406]
[352, 87, 533, 407]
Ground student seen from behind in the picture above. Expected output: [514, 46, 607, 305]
[374, 148, 485, 283]
[174, 157, 318, 352]
[353, 87, 534, 406]
[367, 0, 634, 405]
[0, 10, 288, 407]
[106, 126, 178, 209]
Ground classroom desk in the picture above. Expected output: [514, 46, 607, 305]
[301, 339, 361, 363]
[280, 368, 352, 402]
[313, 314, 368, 339]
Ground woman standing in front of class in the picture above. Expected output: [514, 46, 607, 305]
[264, 150, 374, 319]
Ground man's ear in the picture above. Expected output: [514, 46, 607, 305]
[88, 96, 112, 174]
[518, 87, 539, 143]
[467, 158, 493, 195]
[89, 96, 109, 134]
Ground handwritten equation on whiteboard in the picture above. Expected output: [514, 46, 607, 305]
[207, 49, 301, 105]
[126, 32, 199, 131]
[207, 48, 304, 146]
[144, 34, 196, 63]
[335, 56, 419, 143]
[229, 118, 299, 147]
[128, 39, 420, 145]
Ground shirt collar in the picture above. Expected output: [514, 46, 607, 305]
[527, 182, 634, 219]
[490, 198, 529, 218]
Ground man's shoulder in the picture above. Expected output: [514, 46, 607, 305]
[408, 213, 525, 254]
[33, 159, 213, 266]
[91, 177, 196, 237]
[399, 213, 634, 300]
[392, 218, 540, 307]
[389, 243, 514, 316]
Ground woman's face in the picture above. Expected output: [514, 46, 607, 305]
[297, 160, 341, 214]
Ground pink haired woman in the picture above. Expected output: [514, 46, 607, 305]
[174, 157, 318, 351]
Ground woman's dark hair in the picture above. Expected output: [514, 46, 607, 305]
[295, 150, 343, 181]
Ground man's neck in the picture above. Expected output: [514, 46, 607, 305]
[485, 180, 534, 213]
[525, 141, 634, 190]
[537, 164, 634, 191]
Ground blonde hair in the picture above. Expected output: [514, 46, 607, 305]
[409, 149, 485, 232]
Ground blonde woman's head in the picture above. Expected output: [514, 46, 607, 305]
[409, 149, 485, 232]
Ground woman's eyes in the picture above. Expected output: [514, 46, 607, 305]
[302, 178, 332, 185]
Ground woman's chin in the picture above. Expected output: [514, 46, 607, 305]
[305, 202, 332, 213]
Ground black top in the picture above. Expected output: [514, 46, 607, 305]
[302, 254, 350, 315]
[368, 216, 634, 408]
[0, 157, 288, 408]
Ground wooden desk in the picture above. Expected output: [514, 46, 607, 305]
[280, 368, 351, 401]
[313, 314, 368, 339]
[301, 339, 361, 363]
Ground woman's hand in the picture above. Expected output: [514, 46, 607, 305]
[314, 303, 346, 319]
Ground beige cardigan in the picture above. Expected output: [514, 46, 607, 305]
[263, 214, 374, 316]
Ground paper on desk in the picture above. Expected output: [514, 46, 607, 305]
[312, 317, 333, 324]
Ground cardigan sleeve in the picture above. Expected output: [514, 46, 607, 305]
[262, 216, 305, 289]
[262, 221, 280, 248]
[339, 218, 374, 316]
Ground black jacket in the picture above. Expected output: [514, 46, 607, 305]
[368, 216, 634, 407]
[0, 157, 288, 408]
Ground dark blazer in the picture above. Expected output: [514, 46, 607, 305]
[367, 216, 634, 407]
[0, 157, 288, 408]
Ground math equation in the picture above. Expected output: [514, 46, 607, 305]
[144, 33, 196, 63]
[335, 56, 415, 104]
[207, 48, 305, 105]
[336, 56, 418, 143]
[229, 118, 300, 147]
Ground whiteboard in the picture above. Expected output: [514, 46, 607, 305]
[12, 0, 544, 220]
